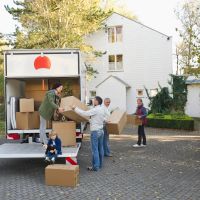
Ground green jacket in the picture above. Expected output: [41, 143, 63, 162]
[39, 90, 59, 120]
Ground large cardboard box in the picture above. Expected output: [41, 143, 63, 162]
[52, 121, 76, 147]
[16, 111, 40, 129]
[127, 114, 142, 125]
[25, 79, 48, 91]
[60, 96, 89, 123]
[106, 109, 127, 135]
[45, 164, 79, 187]
[25, 90, 47, 102]
[132, 115, 142, 125]
[19, 98, 34, 112]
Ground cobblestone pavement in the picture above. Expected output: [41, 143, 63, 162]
[0, 125, 200, 200]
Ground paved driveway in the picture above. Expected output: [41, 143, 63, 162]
[0, 125, 199, 200]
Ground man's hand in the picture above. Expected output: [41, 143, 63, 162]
[58, 107, 64, 113]
[70, 105, 76, 110]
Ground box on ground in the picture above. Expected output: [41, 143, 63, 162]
[52, 121, 76, 147]
[45, 164, 79, 187]
[25, 79, 48, 91]
[16, 111, 39, 129]
[106, 109, 127, 134]
[19, 98, 34, 112]
[60, 96, 89, 123]
[25, 90, 47, 102]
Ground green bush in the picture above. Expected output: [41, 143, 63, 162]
[0, 120, 5, 136]
[147, 114, 194, 130]
[0, 103, 4, 121]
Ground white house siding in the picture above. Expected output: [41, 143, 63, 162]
[96, 77, 127, 111]
[85, 13, 172, 113]
[185, 84, 200, 117]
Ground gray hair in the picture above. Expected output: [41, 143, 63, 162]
[104, 98, 111, 101]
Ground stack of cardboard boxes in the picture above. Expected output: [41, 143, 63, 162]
[16, 98, 40, 129]
[25, 79, 48, 111]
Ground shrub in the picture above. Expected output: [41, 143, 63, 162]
[147, 114, 194, 130]
[0, 103, 4, 121]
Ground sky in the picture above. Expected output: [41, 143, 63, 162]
[0, 0, 182, 51]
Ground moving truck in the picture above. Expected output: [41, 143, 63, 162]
[0, 49, 86, 164]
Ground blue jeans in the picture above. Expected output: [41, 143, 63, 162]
[90, 129, 104, 171]
[46, 152, 57, 161]
[103, 126, 111, 156]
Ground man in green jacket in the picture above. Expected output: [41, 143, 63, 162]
[39, 83, 64, 145]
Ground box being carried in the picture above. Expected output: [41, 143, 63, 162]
[60, 96, 89, 123]
[106, 109, 127, 135]
[127, 114, 142, 125]
[52, 121, 76, 147]
[45, 164, 79, 187]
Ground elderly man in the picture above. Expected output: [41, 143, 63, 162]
[103, 98, 112, 157]
[72, 96, 105, 171]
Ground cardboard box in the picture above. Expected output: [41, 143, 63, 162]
[16, 111, 40, 129]
[25, 90, 47, 102]
[127, 114, 142, 125]
[45, 164, 79, 187]
[60, 96, 89, 123]
[52, 121, 76, 147]
[106, 109, 127, 135]
[25, 79, 48, 91]
[19, 98, 34, 112]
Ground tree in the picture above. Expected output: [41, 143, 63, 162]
[175, 0, 200, 75]
[168, 74, 187, 113]
[145, 86, 173, 114]
[5, 0, 111, 50]
[145, 75, 187, 114]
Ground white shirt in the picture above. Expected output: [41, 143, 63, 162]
[102, 105, 111, 123]
[75, 105, 106, 131]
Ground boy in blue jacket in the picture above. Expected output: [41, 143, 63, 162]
[45, 131, 62, 164]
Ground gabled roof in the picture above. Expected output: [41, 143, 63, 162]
[106, 12, 171, 38]
[186, 76, 200, 84]
[96, 75, 131, 88]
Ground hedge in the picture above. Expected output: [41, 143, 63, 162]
[147, 114, 194, 130]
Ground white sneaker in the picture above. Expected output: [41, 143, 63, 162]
[141, 144, 147, 147]
[133, 144, 142, 148]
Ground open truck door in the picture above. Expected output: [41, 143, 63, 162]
[0, 49, 86, 164]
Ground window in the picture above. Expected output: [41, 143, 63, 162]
[90, 90, 96, 97]
[150, 89, 158, 97]
[137, 89, 144, 96]
[108, 26, 123, 43]
[109, 55, 123, 71]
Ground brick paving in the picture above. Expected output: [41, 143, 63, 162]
[0, 125, 200, 200]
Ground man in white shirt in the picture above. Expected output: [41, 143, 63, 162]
[103, 98, 112, 157]
[72, 96, 105, 171]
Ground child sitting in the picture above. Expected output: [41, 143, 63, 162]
[45, 131, 62, 164]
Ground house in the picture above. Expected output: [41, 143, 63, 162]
[185, 76, 200, 117]
[85, 12, 172, 113]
